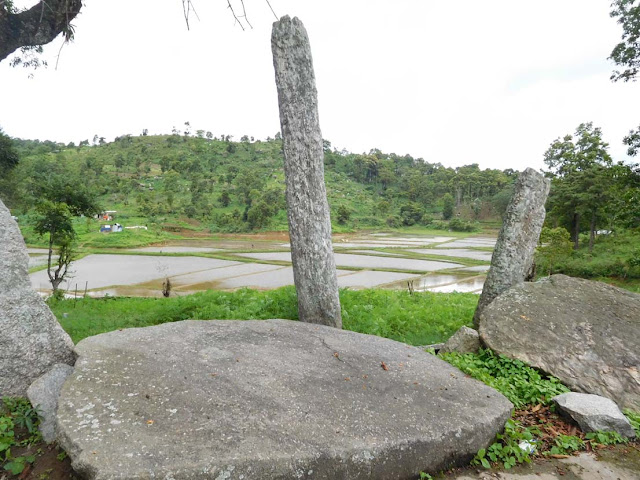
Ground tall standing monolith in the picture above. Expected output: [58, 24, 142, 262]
[473, 168, 550, 327]
[271, 16, 342, 329]
[0, 199, 76, 397]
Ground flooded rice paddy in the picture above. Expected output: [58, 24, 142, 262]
[29, 233, 497, 297]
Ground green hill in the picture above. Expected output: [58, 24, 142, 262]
[1, 133, 515, 245]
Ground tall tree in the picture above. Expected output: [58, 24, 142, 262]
[610, 0, 640, 83]
[610, 1, 640, 158]
[544, 123, 614, 251]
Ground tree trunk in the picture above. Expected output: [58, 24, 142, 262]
[573, 212, 580, 250]
[271, 16, 342, 329]
[588, 211, 596, 253]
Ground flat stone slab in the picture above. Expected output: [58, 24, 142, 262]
[57, 320, 512, 479]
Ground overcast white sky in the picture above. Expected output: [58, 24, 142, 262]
[1, 0, 638, 171]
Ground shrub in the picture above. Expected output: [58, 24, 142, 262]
[386, 215, 401, 228]
[448, 218, 478, 232]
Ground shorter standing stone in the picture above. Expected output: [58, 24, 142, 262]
[440, 326, 480, 354]
[27, 364, 75, 443]
[553, 392, 636, 439]
[0, 199, 76, 397]
[473, 168, 550, 327]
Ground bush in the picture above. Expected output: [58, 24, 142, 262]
[449, 218, 478, 232]
[400, 203, 424, 226]
[420, 213, 434, 226]
[386, 215, 401, 228]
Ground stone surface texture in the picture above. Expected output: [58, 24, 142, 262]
[552, 392, 636, 438]
[57, 319, 513, 480]
[473, 168, 550, 326]
[27, 363, 75, 443]
[0, 199, 76, 397]
[272, 16, 342, 328]
[440, 326, 480, 354]
[479, 275, 640, 410]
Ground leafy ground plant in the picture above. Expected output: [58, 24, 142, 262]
[0, 397, 40, 475]
[624, 409, 640, 437]
[472, 419, 540, 469]
[438, 349, 570, 408]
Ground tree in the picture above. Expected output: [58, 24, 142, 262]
[219, 189, 231, 207]
[33, 201, 76, 293]
[442, 193, 454, 220]
[336, 205, 351, 225]
[0, 127, 19, 173]
[537, 227, 573, 276]
[32, 179, 99, 293]
[610, 2, 640, 158]
[543, 123, 614, 252]
[609, 0, 640, 83]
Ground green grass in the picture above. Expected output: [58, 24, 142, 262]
[536, 230, 640, 281]
[48, 287, 478, 345]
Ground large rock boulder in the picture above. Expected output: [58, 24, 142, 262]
[0, 200, 76, 397]
[57, 319, 513, 479]
[479, 275, 640, 410]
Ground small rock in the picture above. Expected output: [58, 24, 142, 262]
[552, 392, 636, 439]
[440, 326, 480, 354]
[27, 363, 75, 443]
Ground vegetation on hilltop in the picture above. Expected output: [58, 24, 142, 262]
[1, 130, 515, 235]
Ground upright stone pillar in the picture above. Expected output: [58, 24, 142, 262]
[271, 16, 342, 329]
[0, 199, 76, 397]
[473, 168, 550, 327]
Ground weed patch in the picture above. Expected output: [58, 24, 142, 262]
[0, 397, 41, 475]
[439, 349, 570, 408]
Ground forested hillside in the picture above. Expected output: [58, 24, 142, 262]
[0, 131, 516, 234]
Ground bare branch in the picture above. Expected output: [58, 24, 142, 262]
[238, 0, 252, 29]
[181, 0, 200, 30]
[226, 0, 245, 31]
[265, 0, 278, 20]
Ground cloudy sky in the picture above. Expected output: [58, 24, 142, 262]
[1, 0, 638, 171]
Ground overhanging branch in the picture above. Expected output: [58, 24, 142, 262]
[0, 0, 82, 62]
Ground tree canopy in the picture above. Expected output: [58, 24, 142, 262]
[544, 122, 639, 251]
[609, 0, 640, 83]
